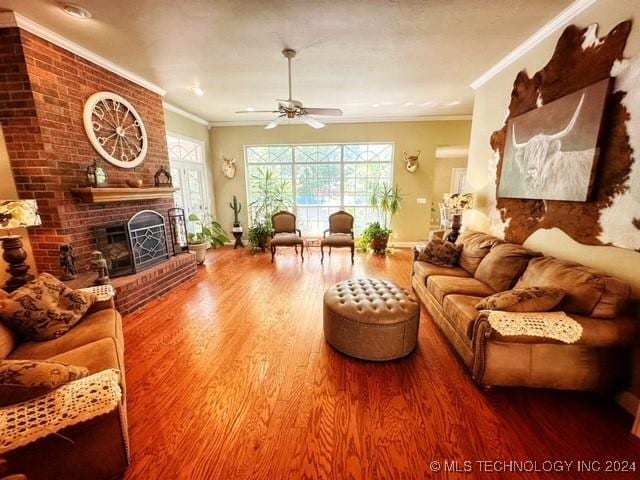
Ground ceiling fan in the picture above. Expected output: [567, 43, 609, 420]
[235, 48, 343, 129]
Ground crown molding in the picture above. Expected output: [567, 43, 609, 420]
[208, 114, 472, 128]
[0, 11, 166, 96]
[470, 0, 599, 90]
[163, 102, 209, 127]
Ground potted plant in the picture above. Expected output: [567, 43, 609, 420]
[358, 222, 392, 254]
[247, 168, 293, 254]
[187, 213, 230, 264]
[362, 183, 402, 255]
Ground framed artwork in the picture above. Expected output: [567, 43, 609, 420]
[498, 78, 611, 201]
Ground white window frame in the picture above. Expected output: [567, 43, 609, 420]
[167, 132, 211, 223]
[244, 142, 395, 235]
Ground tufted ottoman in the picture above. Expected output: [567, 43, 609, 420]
[323, 278, 420, 361]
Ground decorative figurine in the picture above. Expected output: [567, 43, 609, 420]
[86, 159, 108, 187]
[154, 166, 173, 187]
[90, 250, 110, 286]
[59, 244, 77, 280]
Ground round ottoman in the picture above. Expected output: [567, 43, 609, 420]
[323, 278, 420, 361]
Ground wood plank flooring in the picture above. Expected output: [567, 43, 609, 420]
[123, 246, 640, 479]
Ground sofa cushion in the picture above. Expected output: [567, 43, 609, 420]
[8, 308, 123, 361]
[427, 275, 495, 304]
[0, 273, 96, 341]
[270, 233, 303, 246]
[455, 231, 502, 275]
[417, 238, 461, 267]
[474, 243, 541, 292]
[413, 261, 470, 287]
[0, 359, 88, 407]
[442, 295, 483, 340]
[476, 287, 565, 312]
[0, 322, 16, 359]
[515, 257, 631, 318]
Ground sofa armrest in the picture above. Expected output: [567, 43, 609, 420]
[86, 298, 116, 315]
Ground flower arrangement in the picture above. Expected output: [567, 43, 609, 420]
[442, 193, 474, 210]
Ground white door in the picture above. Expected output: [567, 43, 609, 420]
[167, 133, 210, 230]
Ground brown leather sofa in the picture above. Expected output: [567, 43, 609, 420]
[1, 299, 129, 480]
[412, 230, 639, 391]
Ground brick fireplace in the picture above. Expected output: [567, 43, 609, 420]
[0, 25, 197, 313]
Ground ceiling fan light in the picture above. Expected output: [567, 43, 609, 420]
[63, 4, 92, 19]
[191, 86, 205, 96]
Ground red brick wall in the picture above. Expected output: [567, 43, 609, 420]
[0, 27, 174, 274]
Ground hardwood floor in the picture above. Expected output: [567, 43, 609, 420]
[123, 246, 640, 479]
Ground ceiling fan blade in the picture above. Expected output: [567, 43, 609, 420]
[303, 108, 343, 116]
[265, 115, 287, 130]
[301, 115, 325, 129]
[235, 110, 281, 114]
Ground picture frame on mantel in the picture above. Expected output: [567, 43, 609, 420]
[498, 78, 611, 202]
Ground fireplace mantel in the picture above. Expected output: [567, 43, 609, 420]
[71, 187, 178, 203]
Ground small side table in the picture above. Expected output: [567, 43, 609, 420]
[232, 231, 244, 249]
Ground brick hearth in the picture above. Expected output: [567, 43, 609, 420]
[112, 253, 197, 315]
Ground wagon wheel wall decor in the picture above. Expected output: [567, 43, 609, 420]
[83, 91, 148, 168]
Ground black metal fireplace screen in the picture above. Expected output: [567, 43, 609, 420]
[94, 210, 170, 277]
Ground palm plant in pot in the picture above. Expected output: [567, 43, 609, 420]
[187, 212, 230, 264]
[247, 168, 293, 253]
[361, 183, 402, 255]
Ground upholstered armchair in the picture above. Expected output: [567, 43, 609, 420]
[321, 211, 354, 264]
[270, 211, 304, 262]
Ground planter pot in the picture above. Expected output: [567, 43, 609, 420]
[371, 236, 389, 255]
[188, 242, 208, 264]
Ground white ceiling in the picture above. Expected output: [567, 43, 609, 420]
[0, 0, 574, 123]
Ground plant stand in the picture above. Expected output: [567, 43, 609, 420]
[232, 231, 244, 249]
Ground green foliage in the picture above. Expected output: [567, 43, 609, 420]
[248, 222, 271, 254]
[358, 221, 391, 254]
[370, 182, 402, 229]
[229, 195, 242, 226]
[187, 213, 230, 248]
[247, 168, 293, 253]
[249, 168, 293, 227]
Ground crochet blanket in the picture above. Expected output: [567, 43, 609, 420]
[484, 310, 583, 344]
[0, 368, 122, 453]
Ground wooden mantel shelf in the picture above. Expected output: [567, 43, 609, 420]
[71, 187, 178, 203]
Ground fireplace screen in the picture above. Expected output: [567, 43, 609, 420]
[94, 210, 170, 277]
[127, 210, 170, 271]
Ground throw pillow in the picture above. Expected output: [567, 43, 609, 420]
[0, 359, 89, 407]
[476, 287, 565, 312]
[0, 273, 97, 341]
[417, 238, 461, 267]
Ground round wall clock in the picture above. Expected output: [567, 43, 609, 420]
[83, 91, 148, 168]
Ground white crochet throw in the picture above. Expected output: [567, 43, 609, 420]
[0, 368, 122, 453]
[484, 310, 583, 344]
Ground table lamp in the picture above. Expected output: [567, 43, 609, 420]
[0, 199, 41, 292]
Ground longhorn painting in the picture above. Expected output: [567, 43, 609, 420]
[498, 78, 610, 201]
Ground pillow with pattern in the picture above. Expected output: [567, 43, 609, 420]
[0, 273, 97, 341]
[417, 238, 461, 267]
[0, 359, 89, 407]
[476, 286, 565, 312]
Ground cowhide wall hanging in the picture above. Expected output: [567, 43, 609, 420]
[488, 20, 640, 251]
